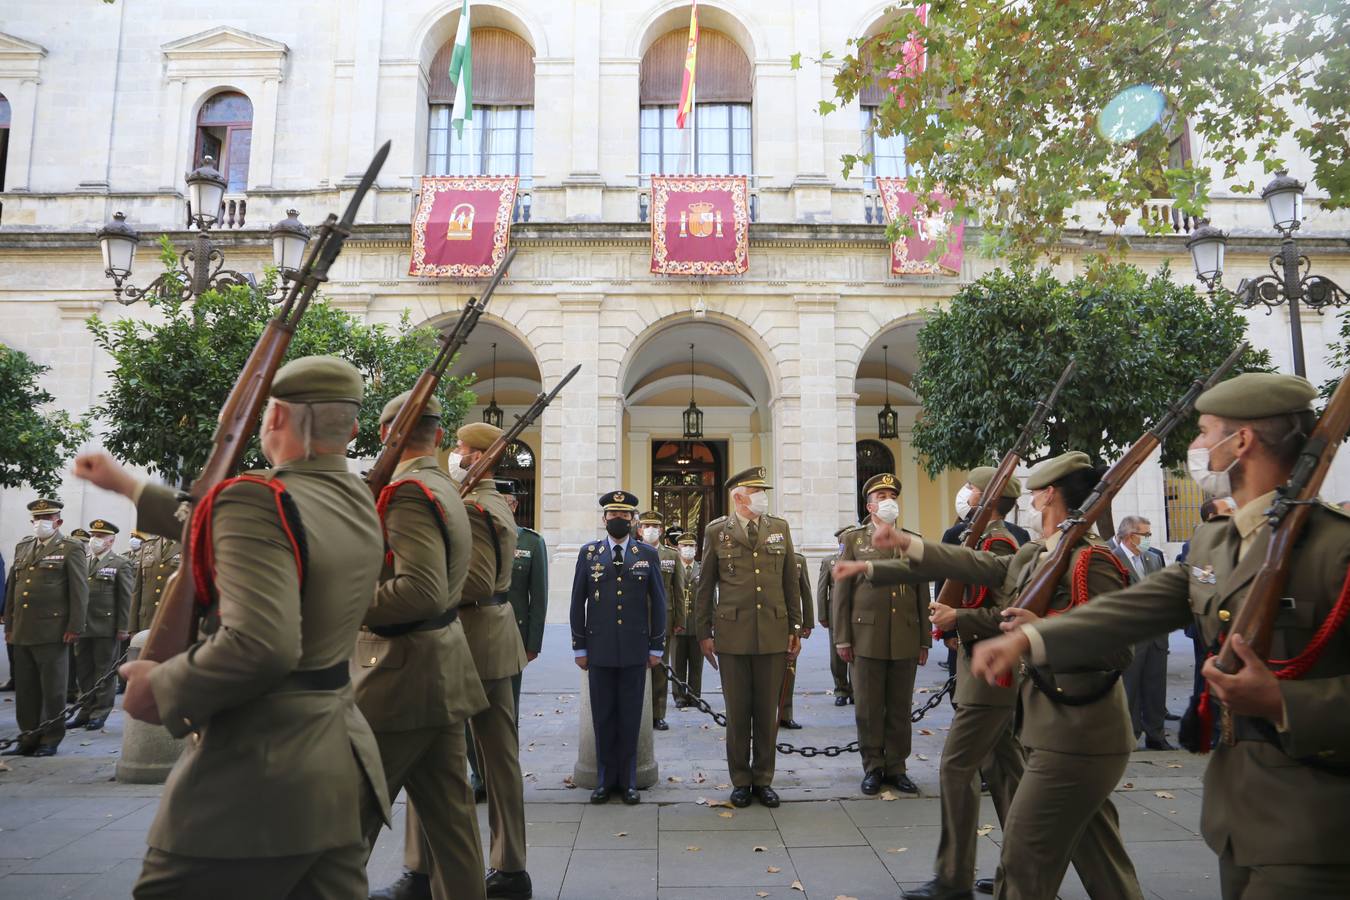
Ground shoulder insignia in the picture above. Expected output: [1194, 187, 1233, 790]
[707, 515, 728, 528]
[521, 526, 540, 536]
[1319, 501, 1350, 521]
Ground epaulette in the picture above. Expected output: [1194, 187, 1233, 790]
[902, 527, 922, 537]
[520, 526, 540, 536]
[706, 515, 728, 528]
[1319, 501, 1350, 521]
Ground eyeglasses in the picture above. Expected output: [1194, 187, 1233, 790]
[1135, 531, 1153, 538]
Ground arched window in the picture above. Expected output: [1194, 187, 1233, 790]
[0, 93, 12, 192]
[195, 92, 253, 192]
[428, 28, 535, 187]
[496, 439, 537, 529]
[855, 439, 896, 521]
[640, 29, 751, 176]
[858, 75, 913, 189]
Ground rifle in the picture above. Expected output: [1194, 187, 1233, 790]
[366, 247, 516, 497]
[934, 359, 1076, 610]
[140, 141, 392, 663]
[458, 364, 582, 498]
[1012, 342, 1248, 617]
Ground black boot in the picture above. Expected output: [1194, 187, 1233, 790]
[369, 870, 431, 900]
[904, 878, 973, 900]
[484, 868, 532, 900]
[861, 769, 884, 795]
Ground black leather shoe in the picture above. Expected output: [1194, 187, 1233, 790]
[2, 744, 35, 757]
[0, 680, 13, 692]
[474, 784, 487, 803]
[590, 786, 612, 805]
[778, 718, 802, 729]
[675, 700, 690, 709]
[979, 779, 989, 793]
[1145, 737, 1177, 751]
[729, 786, 752, 808]
[370, 871, 431, 900]
[622, 788, 641, 805]
[889, 773, 919, 794]
[66, 711, 91, 729]
[85, 717, 108, 731]
[484, 869, 532, 900]
[653, 719, 669, 731]
[1164, 711, 1181, 721]
[834, 695, 849, 706]
[861, 769, 884, 795]
[33, 746, 57, 758]
[848, 695, 855, 704]
[753, 785, 780, 808]
[903, 878, 973, 900]
[974, 877, 994, 895]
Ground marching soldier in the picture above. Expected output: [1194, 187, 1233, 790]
[974, 374, 1350, 899]
[130, 534, 182, 634]
[778, 550, 814, 729]
[638, 510, 683, 730]
[820, 526, 854, 705]
[696, 467, 802, 809]
[832, 473, 930, 795]
[362, 392, 489, 900]
[76, 356, 391, 898]
[2, 498, 87, 757]
[68, 519, 133, 730]
[504, 484, 548, 723]
[670, 533, 703, 707]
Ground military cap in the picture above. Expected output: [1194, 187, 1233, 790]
[1196, 372, 1317, 419]
[379, 389, 442, 426]
[131, 530, 149, 540]
[725, 466, 771, 491]
[27, 498, 63, 514]
[1026, 451, 1093, 490]
[968, 466, 1023, 500]
[677, 533, 698, 546]
[601, 490, 640, 512]
[71, 529, 91, 541]
[862, 472, 901, 496]
[88, 519, 119, 535]
[494, 479, 522, 495]
[638, 511, 665, 526]
[457, 422, 502, 451]
[271, 355, 364, 404]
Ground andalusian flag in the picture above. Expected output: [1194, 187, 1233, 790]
[676, 0, 699, 129]
[449, 0, 473, 138]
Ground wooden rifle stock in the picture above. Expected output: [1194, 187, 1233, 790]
[934, 359, 1076, 609]
[459, 364, 582, 498]
[1013, 343, 1248, 617]
[366, 247, 516, 497]
[140, 141, 392, 663]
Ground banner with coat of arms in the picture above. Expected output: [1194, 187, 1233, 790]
[409, 176, 518, 278]
[875, 178, 964, 276]
[649, 176, 750, 276]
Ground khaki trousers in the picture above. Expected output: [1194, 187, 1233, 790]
[779, 661, 797, 720]
[652, 639, 672, 720]
[718, 651, 787, 787]
[828, 630, 852, 697]
[851, 654, 918, 775]
[74, 636, 118, 720]
[1219, 846, 1350, 900]
[365, 727, 484, 900]
[670, 634, 703, 704]
[134, 844, 367, 900]
[935, 703, 1024, 890]
[13, 642, 68, 750]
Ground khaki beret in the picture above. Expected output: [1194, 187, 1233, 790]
[379, 389, 443, 426]
[27, 498, 63, 514]
[863, 472, 901, 496]
[1195, 373, 1316, 419]
[638, 511, 664, 526]
[677, 533, 698, 546]
[601, 490, 640, 512]
[726, 466, 771, 491]
[457, 422, 502, 451]
[1026, 451, 1093, 490]
[967, 466, 1022, 500]
[88, 519, 119, 535]
[271, 355, 364, 404]
[71, 529, 91, 541]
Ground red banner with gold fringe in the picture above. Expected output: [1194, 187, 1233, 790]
[876, 177, 963, 276]
[650, 176, 750, 276]
[409, 176, 517, 278]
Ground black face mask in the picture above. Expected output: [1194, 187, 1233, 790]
[606, 518, 632, 539]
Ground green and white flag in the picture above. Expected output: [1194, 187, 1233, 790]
[448, 0, 473, 138]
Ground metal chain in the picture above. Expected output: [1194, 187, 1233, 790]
[0, 649, 130, 752]
[663, 663, 955, 758]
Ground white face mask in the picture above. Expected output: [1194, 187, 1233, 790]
[642, 527, 661, 544]
[875, 498, 900, 524]
[1137, 535, 1152, 553]
[679, 546, 696, 561]
[747, 491, 770, 517]
[128, 537, 143, 552]
[32, 520, 56, 539]
[955, 484, 975, 520]
[1021, 493, 1045, 538]
[90, 536, 114, 556]
[1187, 432, 1240, 498]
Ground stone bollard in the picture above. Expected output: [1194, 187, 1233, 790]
[115, 630, 185, 784]
[572, 667, 659, 790]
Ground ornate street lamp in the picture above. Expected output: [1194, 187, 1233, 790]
[682, 343, 704, 439]
[878, 344, 899, 440]
[483, 342, 504, 427]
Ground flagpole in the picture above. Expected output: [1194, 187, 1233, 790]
[690, 77, 698, 175]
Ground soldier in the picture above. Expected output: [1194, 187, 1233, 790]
[570, 491, 667, 803]
[75, 355, 391, 898]
[65, 529, 91, 702]
[67, 519, 133, 730]
[865, 452, 1141, 900]
[1, 498, 87, 757]
[638, 510, 684, 730]
[778, 550, 814, 729]
[670, 533, 703, 707]
[696, 466, 802, 809]
[362, 392, 490, 900]
[973, 374, 1350, 899]
[832, 473, 930, 795]
[820, 526, 854, 706]
[129, 533, 182, 635]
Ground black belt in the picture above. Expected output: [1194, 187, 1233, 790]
[276, 661, 350, 692]
[470, 592, 510, 608]
[1024, 665, 1122, 707]
[367, 606, 459, 639]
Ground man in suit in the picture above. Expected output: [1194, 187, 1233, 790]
[68, 519, 133, 730]
[638, 511, 683, 730]
[819, 527, 854, 705]
[670, 533, 702, 707]
[1113, 515, 1173, 750]
[571, 491, 667, 804]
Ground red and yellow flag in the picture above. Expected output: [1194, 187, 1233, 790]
[676, 1, 699, 129]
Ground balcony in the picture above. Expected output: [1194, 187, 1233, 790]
[637, 187, 760, 223]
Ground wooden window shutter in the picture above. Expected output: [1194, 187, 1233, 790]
[640, 29, 751, 105]
[429, 28, 535, 105]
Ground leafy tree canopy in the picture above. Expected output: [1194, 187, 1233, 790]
[0, 345, 90, 496]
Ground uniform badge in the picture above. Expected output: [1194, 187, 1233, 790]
[632, 560, 650, 570]
[515, 549, 531, 559]
[660, 559, 675, 571]
[766, 533, 785, 545]
[590, 563, 606, 582]
[1190, 565, 1217, 585]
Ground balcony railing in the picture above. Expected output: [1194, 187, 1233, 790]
[1139, 199, 1196, 234]
[512, 191, 532, 223]
[187, 196, 249, 229]
[637, 188, 759, 223]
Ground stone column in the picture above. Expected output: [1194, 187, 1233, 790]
[573, 667, 658, 790]
[795, 294, 845, 549]
[116, 630, 185, 784]
[628, 431, 651, 505]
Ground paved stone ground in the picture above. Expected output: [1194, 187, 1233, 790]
[0, 626, 1219, 899]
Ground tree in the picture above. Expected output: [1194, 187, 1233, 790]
[910, 264, 1269, 476]
[812, 0, 1348, 262]
[88, 267, 478, 487]
[0, 345, 90, 495]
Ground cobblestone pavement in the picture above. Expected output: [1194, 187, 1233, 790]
[0, 626, 1218, 899]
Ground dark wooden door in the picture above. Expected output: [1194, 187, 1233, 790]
[651, 440, 726, 557]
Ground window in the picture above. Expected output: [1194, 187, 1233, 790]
[1164, 472, 1204, 543]
[0, 93, 9, 192]
[195, 91, 252, 192]
[859, 106, 912, 187]
[496, 439, 537, 529]
[639, 28, 752, 176]
[855, 440, 896, 522]
[640, 103, 750, 175]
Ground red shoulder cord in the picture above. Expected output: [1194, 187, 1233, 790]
[1047, 544, 1130, 617]
[376, 479, 450, 568]
[964, 535, 1019, 608]
[190, 475, 304, 609]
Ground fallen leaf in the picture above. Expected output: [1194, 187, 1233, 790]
[562, 775, 577, 789]
[918, 728, 933, 735]
[879, 790, 898, 801]
[916, 753, 929, 761]
[79, 741, 92, 746]
[976, 824, 995, 837]
[767, 866, 782, 874]
[668, 776, 684, 783]
[791, 880, 805, 892]
[753, 845, 768, 852]
[707, 799, 735, 809]
[523, 772, 534, 777]
[686, 846, 701, 852]
[1155, 791, 1176, 800]
[716, 783, 730, 789]
[719, 811, 734, 819]
[836, 895, 861, 900]
[1165, 763, 1183, 769]
[887, 847, 908, 853]
[0, 761, 9, 772]
[757, 893, 770, 898]
[1122, 782, 1135, 789]
[614, 832, 628, 838]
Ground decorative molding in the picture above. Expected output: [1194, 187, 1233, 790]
[0, 31, 47, 81]
[162, 26, 288, 81]
[55, 299, 104, 321]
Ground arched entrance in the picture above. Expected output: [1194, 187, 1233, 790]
[855, 439, 895, 522]
[497, 439, 537, 529]
[651, 439, 725, 554]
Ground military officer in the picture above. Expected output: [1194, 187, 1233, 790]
[820, 526, 854, 705]
[832, 472, 930, 795]
[571, 491, 667, 803]
[778, 550, 814, 729]
[70, 528, 91, 546]
[75, 355, 391, 898]
[638, 510, 684, 730]
[974, 374, 1350, 900]
[696, 467, 802, 809]
[64, 529, 92, 702]
[362, 392, 489, 900]
[2, 498, 87, 756]
[129, 534, 182, 634]
[504, 484, 548, 721]
[670, 533, 703, 707]
[68, 519, 133, 730]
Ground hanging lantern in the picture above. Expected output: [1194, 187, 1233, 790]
[878, 343, 899, 440]
[482, 342, 504, 427]
[682, 342, 704, 439]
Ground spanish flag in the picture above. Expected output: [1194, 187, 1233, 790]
[676, 1, 699, 129]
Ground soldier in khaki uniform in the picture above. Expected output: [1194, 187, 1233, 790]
[867, 452, 1141, 900]
[362, 393, 489, 900]
[820, 526, 854, 705]
[670, 533, 702, 706]
[2, 498, 87, 757]
[68, 519, 133, 730]
[130, 534, 181, 634]
[974, 374, 1350, 900]
[778, 551, 813, 728]
[696, 466, 802, 809]
[638, 511, 684, 730]
[832, 473, 930, 795]
[76, 356, 391, 899]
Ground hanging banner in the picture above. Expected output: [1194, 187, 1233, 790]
[409, 176, 518, 278]
[650, 175, 750, 276]
[876, 177, 964, 276]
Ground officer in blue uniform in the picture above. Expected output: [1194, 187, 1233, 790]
[570, 490, 667, 805]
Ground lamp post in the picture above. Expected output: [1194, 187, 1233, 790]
[98, 158, 310, 305]
[1187, 170, 1348, 377]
